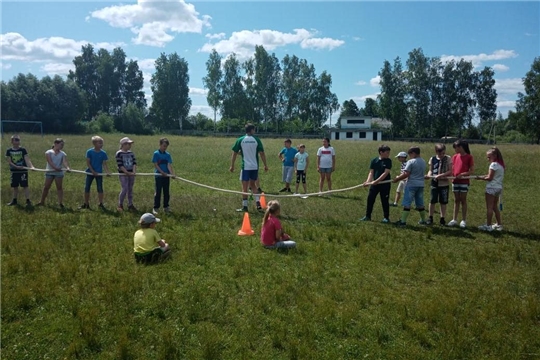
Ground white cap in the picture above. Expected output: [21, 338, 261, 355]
[396, 151, 407, 158]
[139, 213, 160, 224]
[120, 137, 134, 145]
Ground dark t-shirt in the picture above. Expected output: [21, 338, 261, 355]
[5, 147, 28, 172]
[370, 157, 392, 181]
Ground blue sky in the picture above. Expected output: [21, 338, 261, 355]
[1, 1, 538, 123]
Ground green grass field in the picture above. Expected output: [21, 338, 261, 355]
[2, 134, 540, 359]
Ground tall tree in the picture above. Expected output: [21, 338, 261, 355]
[362, 98, 379, 117]
[110, 47, 127, 115]
[69, 44, 98, 120]
[220, 53, 249, 124]
[124, 60, 146, 109]
[150, 52, 191, 131]
[516, 57, 540, 143]
[378, 57, 408, 138]
[475, 66, 497, 138]
[202, 49, 223, 131]
[406, 48, 432, 137]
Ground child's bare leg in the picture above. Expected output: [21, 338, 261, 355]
[40, 177, 54, 203]
[453, 192, 460, 220]
[55, 177, 64, 204]
[461, 193, 468, 221]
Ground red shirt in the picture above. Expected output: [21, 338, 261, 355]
[261, 216, 282, 246]
[452, 153, 474, 184]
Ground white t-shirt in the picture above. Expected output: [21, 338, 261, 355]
[317, 146, 335, 168]
[45, 149, 66, 170]
[295, 152, 309, 171]
[486, 162, 504, 189]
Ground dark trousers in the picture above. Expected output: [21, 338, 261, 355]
[366, 183, 391, 219]
[154, 176, 170, 209]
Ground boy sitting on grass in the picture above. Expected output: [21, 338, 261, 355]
[133, 213, 171, 265]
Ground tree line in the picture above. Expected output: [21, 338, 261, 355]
[1, 43, 538, 142]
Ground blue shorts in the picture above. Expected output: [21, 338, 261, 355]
[402, 186, 425, 208]
[241, 169, 258, 182]
[452, 184, 469, 193]
[85, 174, 104, 193]
[45, 171, 64, 179]
[319, 167, 332, 173]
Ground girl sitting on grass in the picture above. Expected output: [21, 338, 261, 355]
[261, 200, 296, 250]
[476, 147, 505, 232]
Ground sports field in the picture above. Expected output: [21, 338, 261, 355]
[2, 134, 539, 359]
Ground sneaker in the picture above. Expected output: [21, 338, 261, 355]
[425, 219, 432, 225]
[447, 219, 458, 227]
[26, 199, 32, 207]
[152, 208, 159, 215]
[459, 220, 467, 229]
[164, 207, 171, 214]
[390, 202, 397, 207]
[117, 205, 124, 212]
[359, 216, 371, 221]
[7, 199, 18, 206]
[478, 224, 493, 232]
[492, 224, 503, 231]
[279, 188, 288, 192]
[236, 206, 249, 212]
[128, 205, 137, 212]
[394, 220, 406, 227]
[98, 203, 106, 210]
[418, 220, 428, 225]
[78, 203, 90, 210]
[440, 218, 446, 226]
[381, 218, 390, 224]
[287, 188, 292, 193]
[257, 187, 263, 193]
[293, 192, 299, 195]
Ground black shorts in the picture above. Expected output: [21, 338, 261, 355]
[296, 170, 306, 184]
[430, 186, 449, 204]
[134, 248, 171, 265]
[10, 171, 29, 188]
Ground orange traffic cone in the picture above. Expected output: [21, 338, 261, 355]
[238, 212, 255, 236]
[260, 193, 267, 209]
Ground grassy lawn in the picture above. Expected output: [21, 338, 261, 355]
[2, 134, 540, 359]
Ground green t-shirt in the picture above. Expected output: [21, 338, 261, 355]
[370, 157, 392, 181]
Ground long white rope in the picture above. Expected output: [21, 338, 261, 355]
[20, 166, 480, 198]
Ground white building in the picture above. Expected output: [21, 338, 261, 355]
[330, 116, 383, 141]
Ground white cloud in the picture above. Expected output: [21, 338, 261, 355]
[494, 78, 524, 95]
[189, 104, 215, 118]
[351, 93, 380, 104]
[0, 61, 12, 70]
[492, 64, 509, 72]
[0, 32, 124, 62]
[497, 100, 516, 108]
[90, 0, 211, 47]
[352, 36, 363, 41]
[370, 75, 380, 87]
[135, 58, 156, 71]
[199, 28, 344, 60]
[205, 33, 225, 40]
[355, 80, 366, 86]
[40, 63, 73, 76]
[189, 87, 208, 96]
[440, 49, 518, 68]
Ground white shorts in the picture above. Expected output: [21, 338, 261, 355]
[396, 180, 406, 193]
[486, 187, 502, 197]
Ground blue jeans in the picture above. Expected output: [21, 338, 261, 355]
[264, 240, 296, 249]
[85, 175, 103, 193]
[403, 186, 425, 209]
[154, 176, 170, 209]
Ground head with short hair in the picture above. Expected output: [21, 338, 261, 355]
[435, 143, 446, 153]
[408, 146, 421, 156]
[284, 139, 292, 147]
[245, 123, 255, 134]
[11, 134, 21, 145]
[298, 144, 306, 152]
[52, 138, 64, 149]
[262, 200, 281, 226]
[378, 144, 391, 154]
[91, 135, 104, 145]
[159, 137, 170, 146]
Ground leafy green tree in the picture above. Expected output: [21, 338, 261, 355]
[187, 112, 214, 131]
[378, 57, 408, 138]
[406, 48, 433, 137]
[69, 44, 99, 120]
[117, 103, 151, 135]
[124, 60, 146, 110]
[220, 53, 249, 126]
[475, 66, 497, 138]
[516, 57, 540, 143]
[202, 49, 223, 131]
[150, 52, 191, 131]
[362, 98, 379, 117]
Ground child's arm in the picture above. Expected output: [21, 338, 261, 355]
[332, 154, 336, 171]
[373, 168, 391, 185]
[154, 162, 167, 176]
[305, 156, 309, 172]
[103, 160, 111, 176]
[24, 154, 35, 169]
[278, 149, 284, 162]
[167, 164, 176, 177]
[363, 169, 374, 185]
[426, 157, 433, 177]
[87, 157, 97, 176]
[62, 155, 71, 171]
[393, 170, 410, 183]
[317, 155, 321, 171]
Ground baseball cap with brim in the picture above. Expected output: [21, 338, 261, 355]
[396, 151, 408, 158]
[139, 213, 160, 224]
[120, 137, 134, 145]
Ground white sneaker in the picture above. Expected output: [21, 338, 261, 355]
[478, 224, 493, 232]
[492, 224, 503, 231]
[152, 208, 159, 215]
[447, 219, 458, 227]
[293, 192, 299, 195]
[459, 220, 467, 228]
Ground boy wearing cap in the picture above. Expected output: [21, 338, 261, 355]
[134, 213, 171, 264]
[80, 135, 111, 210]
[360, 144, 392, 223]
[426, 143, 453, 225]
[391, 151, 408, 206]
[5, 134, 35, 206]
[116, 137, 137, 212]
[393, 146, 427, 226]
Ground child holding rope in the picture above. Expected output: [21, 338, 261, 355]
[447, 139, 475, 228]
[391, 151, 407, 207]
[261, 200, 296, 249]
[393, 146, 427, 226]
[80, 135, 111, 210]
[317, 137, 335, 194]
[361, 144, 392, 223]
[116, 137, 137, 212]
[476, 147, 505, 232]
[5, 134, 35, 207]
[152, 137, 176, 215]
[133, 213, 171, 264]
[37, 138, 71, 208]
[425, 143, 453, 225]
